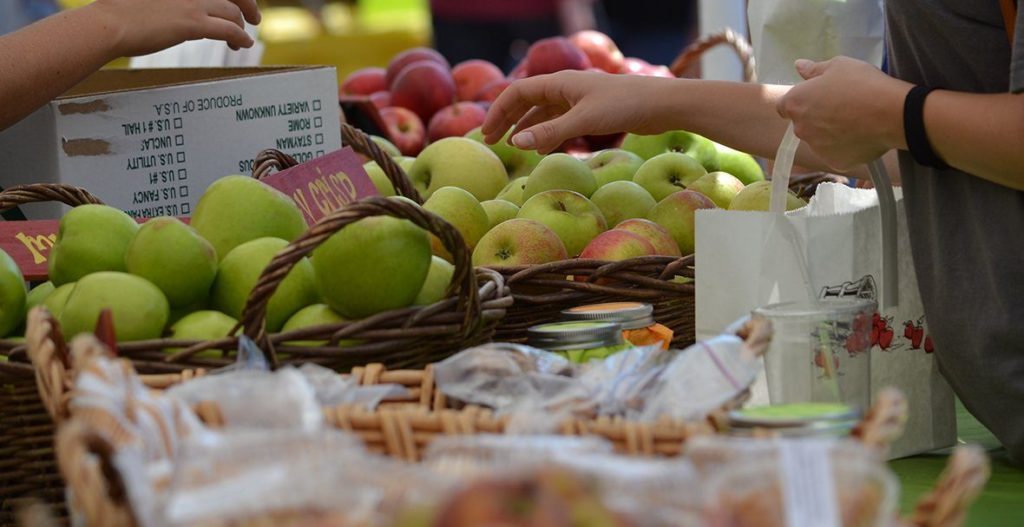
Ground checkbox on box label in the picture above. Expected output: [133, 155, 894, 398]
[313, 116, 323, 128]
[176, 152, 186, 163]
[178, 169, 187, 180]
[316, 150, 324, 157]
[182, 203, 190, 214]
[312, 100, 322, 111]
[179, 186, 189, 197]
[174, 135, 184, 146]
[315, 133, 324, 145]
[173, 118, 183, 129]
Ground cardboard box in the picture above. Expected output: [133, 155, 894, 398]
[0, 66, 341, 219]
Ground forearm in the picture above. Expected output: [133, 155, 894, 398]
[650, 79, 858, 175]
[921, 91, 1024, 190]
[0, 5, 121, 130]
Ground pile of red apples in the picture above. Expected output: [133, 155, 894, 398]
[339, 31, 673, 157]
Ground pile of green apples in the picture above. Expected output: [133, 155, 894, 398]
[362, 127, 806, 268]
[0, 176, 456, 350]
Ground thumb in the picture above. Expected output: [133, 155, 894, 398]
[511, 111, 583, 154]
[795, 58, 830, 80]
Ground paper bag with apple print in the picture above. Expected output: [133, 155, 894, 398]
[694, 177, 956, 459]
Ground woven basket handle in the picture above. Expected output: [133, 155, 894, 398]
[239, 196, 478, 366]
[908, 445, 991, 527]
[251, 123, 423, 204]
[56, 419, 136, 526]
[0, 183, 103, 212]
[25, 307, 73, 423]
[670, 28, 756, 82]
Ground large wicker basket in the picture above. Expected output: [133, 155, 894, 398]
[47, 325, 987, 527]
[0, 183, 103, 526]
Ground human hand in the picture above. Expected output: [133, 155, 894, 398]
[777, 56, 912, 171]
[88, 0, 261, 57]
[482, 70, 676, 154]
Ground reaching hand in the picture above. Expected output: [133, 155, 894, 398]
[777, 57, 911, 171]
[481, 71, 677, 154]
[89, 0, 261, 57]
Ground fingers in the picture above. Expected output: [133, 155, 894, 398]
[795, 57, 832, 80]
[204, 0, 245, 31]
[229, 0, 261, 25]
[481, 74, 572, 144]
[197, 16, 254, 49]
[512, 108, 587, 154]
[513, 105, 564, 142]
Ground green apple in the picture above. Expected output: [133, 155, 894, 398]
[472, 219, 568, 266]
[312, 215, 431, 319]
[363, 160, 397, 197]
[414, 256, 455, 306]
[41, 282, 76, 319]
[25, 281, 55, 314]
[423, 186, 489, 260]
[280, 303, 356, 347]
[191, 175, 307, 262]
[370, 134, 402, 157]
[633, 152, 708, 201]
[466, 126, 543, 180]
[687, 171, 746, 209]
[0, 249, 26, 337]
[590, 181, 656, 228]
[613, 219, 682, 257]
[495, 177, 529, 206]
[125, 217, 218, 308]
[586, 149, 645, 187]
[522, 153, 597, 201]
[728, 181, 807, 212]
[48, 204, 139, 286]
[714, 143, 764, 184]
[622, 130, 719, 171]
[211, 237, 318, 332]
[408, 137, 508, 201]
[647, 190, 718, 255]
[61, 272, 168, 341]
[481, 200, 520, 230]
[517, 190, 607, 257]
[168, 298, 209, 327]
[165, 310, 238, 357]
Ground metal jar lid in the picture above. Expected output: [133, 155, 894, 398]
[561, 302, 655, 330]
[526, 321, 624, 351]
[728, 403, 861, 429]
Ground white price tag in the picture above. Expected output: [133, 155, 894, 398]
[778, 439, 840, 527]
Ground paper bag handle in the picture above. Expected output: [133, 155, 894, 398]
[767, 124, 899, 309]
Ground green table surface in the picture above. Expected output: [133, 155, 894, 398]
[890, 401, 1024, 525]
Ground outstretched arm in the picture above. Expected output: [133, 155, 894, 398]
[480, 70, 855, 175]
[0, 0, 260, 131]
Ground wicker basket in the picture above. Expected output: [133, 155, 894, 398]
[49, 327, 985, 527]
[0, 183, 104, 526]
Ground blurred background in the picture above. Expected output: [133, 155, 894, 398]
[2, 0, 720, 84]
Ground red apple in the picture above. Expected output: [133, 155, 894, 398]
[385, 47, 450, 87]
[557, 137, 591, 156]
[526, 37, 591, 76]
[569, 30, 625, 74]
[379, 106, 426, 156]
[475, 79, 512, 103]
[613, 219, 681, 257]
[452, 59, 505, 102]
[390, 61, 457, 123]
[340, 67, 387, 96]
[509, 60, 529, 80]
[620, 57, 652, 75]
[427, 102, 487, 142]
[579, 230, 657, 261]
[368, 90, 391, 109]
[584, 133, 624, 151]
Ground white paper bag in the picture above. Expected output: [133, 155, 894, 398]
[748, 0, 885, 84]
[695, 183, 957, 458]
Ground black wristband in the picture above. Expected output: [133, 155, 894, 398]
[903, 85, 949, 169]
